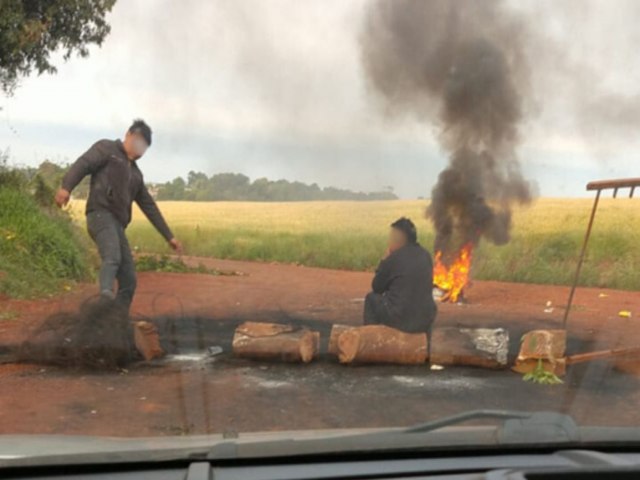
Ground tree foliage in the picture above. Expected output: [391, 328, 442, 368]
[0, 0, 116, 94]
[5, 159, 397, 202]
[2, 158, 89, 199]
[156, 171, 398, 202]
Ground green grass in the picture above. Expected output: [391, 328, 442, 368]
[0, 188, 93, 297]
[68, 197, 640, 291]
[135, 253, 241, 276]
[0, 309, 19, 322]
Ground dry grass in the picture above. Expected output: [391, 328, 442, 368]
[68, 198, 640, 289]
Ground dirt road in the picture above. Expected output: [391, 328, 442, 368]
[0, 257, 639, 436]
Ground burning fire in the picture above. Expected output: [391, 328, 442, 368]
[433, 243, 473, 303]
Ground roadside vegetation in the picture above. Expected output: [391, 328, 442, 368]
[135, 254, 241, 276]
[70, 197, 638, 291]
[0, 159, 93, 298]
[3, 153, 637, 299]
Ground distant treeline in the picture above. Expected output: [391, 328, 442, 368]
[7, 161, 397, 202]
[5, 160, 91, 199]
[155, 172, 398, 202]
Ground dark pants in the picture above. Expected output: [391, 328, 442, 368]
[364, 292, 393, 328]
[86, 210, 136, 312]
[363, 291, 434, 354]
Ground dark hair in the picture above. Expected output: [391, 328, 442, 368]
[391, 217, 417, 243]
[128, 119, 152, 146]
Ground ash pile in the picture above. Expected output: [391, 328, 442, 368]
[17, 297, 137, 369]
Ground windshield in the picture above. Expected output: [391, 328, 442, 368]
[0, 0, 639, 464]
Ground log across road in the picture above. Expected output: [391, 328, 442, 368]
[0, 257, 639, 436]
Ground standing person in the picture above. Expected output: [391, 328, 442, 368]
[54, 119, 182, 312]
[364, 217, 437, 334]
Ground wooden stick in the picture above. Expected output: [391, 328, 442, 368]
[566, 347, 640, 365]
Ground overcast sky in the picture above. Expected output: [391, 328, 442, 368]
[1, 0, 639, 198]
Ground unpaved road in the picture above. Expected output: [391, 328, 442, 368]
[0, 257, 639, 436]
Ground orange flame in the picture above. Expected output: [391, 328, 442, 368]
[433, 243, 473, 303]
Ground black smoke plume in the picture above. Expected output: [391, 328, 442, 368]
[361, 0, 533, 256]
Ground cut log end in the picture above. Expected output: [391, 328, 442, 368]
[328, 324, 353, 356]
[517, 329, 567, 361]
[300, 331, 320, 363]
[133, 321, 165, 361]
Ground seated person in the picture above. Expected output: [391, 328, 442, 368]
[364, 217, 437, 334]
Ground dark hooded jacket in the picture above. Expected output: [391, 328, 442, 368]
[371, 242, 437, 333]
[62, 139, 173, 240]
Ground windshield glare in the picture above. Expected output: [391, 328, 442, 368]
[0, 0, 639, 463]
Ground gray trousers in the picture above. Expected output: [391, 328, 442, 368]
[86, 210, 136, 312]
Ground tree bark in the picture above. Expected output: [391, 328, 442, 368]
[430, 327, 509, 369]
[337, 325, 427, 365]
[232, 322, 320, 363]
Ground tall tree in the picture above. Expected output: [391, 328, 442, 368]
[0, 0, 116, 94]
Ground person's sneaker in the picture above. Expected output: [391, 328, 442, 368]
[100, 290, 115, 300]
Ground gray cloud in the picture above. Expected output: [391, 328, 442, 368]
[2, 0, 640, 199]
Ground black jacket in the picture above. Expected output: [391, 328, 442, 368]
[62, 139, 173, 241]
[372, 243, 437, 332]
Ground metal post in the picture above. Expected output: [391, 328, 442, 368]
[562, 189, 601, 329]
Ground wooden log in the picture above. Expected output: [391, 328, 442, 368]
[236, 321, 294, 337]
[328, 324, 354, 356]
[232, 321, 319, 363]
[337, 325, 427, 365]
[518, 329, 566, 361]
[430, 327, 509, 369]
[133, 321, 164, 361]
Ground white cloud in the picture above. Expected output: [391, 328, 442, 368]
[2, 0, 640, 197]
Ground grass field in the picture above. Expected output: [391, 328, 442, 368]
[69, 198, 640, 290]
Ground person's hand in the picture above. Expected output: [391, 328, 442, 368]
[168, 238, 183, 254]
[54, 188, 70, 208]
